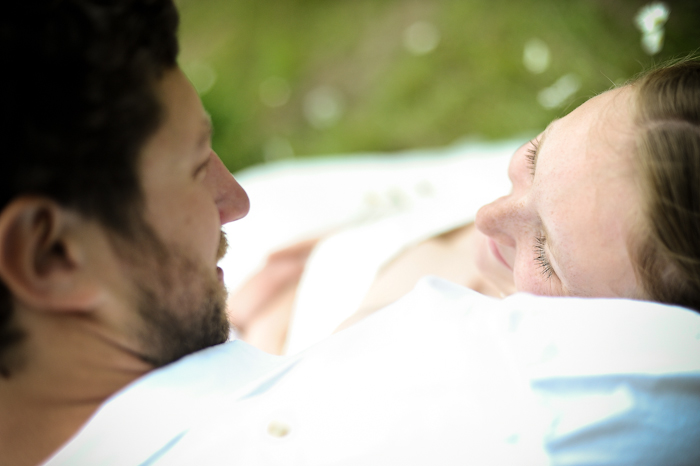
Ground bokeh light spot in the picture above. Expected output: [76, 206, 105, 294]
[537, 74, 581, 109]
[303, 86, 345, 129]
[523, 38, 551, 74]
[403, 21, 441, 56]
[182, 61, 217, 96]
[263, 136, 295, 162]
[260, 76, 292, 108]
[634, 2, 669, 55]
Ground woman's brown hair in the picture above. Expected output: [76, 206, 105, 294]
[631, 57, 700, 312]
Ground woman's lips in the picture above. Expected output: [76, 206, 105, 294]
[488, 238, 512, 271]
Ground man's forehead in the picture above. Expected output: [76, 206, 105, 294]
[143, 69, 209, 150]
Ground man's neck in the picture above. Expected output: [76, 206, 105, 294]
[0, 310, 152, 466]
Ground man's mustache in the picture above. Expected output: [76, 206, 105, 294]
[217, 230, 228, 261]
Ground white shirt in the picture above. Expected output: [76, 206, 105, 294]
[45, 277, 700, 465]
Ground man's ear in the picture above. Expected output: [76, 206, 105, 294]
[0, 197, 103, 313]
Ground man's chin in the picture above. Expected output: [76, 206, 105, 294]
[135, 264, 231, 367]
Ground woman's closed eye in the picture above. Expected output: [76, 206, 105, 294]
[534, 234, 554, 279]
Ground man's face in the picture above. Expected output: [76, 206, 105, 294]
[123, 67, 249, 366]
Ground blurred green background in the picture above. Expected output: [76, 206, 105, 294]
[174, 0, 700, 172]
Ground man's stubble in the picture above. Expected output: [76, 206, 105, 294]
[118, 226, 230, 368]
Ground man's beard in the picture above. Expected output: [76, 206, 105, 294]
[124, 229, 231, 368]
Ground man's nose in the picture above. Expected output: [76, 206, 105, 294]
[208, 153, 250, 225]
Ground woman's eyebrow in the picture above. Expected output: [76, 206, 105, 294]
[532, 119, 558, 171]
[535, 120, 566, 282]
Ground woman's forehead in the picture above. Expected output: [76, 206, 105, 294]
[540, 87, 637, 180]
[534, 87, 640, 296]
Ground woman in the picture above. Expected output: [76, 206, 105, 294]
[226, 57, 700, 354]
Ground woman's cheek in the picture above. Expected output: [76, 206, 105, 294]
[513, 259, 561, 296]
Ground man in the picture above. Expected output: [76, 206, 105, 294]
[0, 1, 247, 463]
[1, 2, 698, 465]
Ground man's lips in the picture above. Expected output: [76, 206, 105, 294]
[217, 266, 224, 282]
[488, 238, 512, 271]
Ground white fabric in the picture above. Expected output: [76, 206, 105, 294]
[45, 277, 700, 466]
[220, 139, 517, 352]
[287, 149, 513, 354]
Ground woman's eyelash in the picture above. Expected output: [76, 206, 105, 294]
[534, 234, 553, 279]
[526, 140, 539, 176]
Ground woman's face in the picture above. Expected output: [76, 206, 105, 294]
[475, 86, 642, 298]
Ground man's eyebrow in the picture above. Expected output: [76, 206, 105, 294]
[197, 115, 213, 148]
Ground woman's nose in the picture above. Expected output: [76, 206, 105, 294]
[208, 153, 250, 225]
[475, 144, 534, 246]
[475, 193, 523, 248]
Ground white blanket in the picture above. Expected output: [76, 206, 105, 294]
[46, 277, 700, 465]
[221, 139, 519, 351]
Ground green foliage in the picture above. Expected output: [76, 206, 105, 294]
[175, 0, 700, 172]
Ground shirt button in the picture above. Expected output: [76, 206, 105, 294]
[267, 420, 292, 438]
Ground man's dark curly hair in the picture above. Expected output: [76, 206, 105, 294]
[0, 0, 179, 377]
